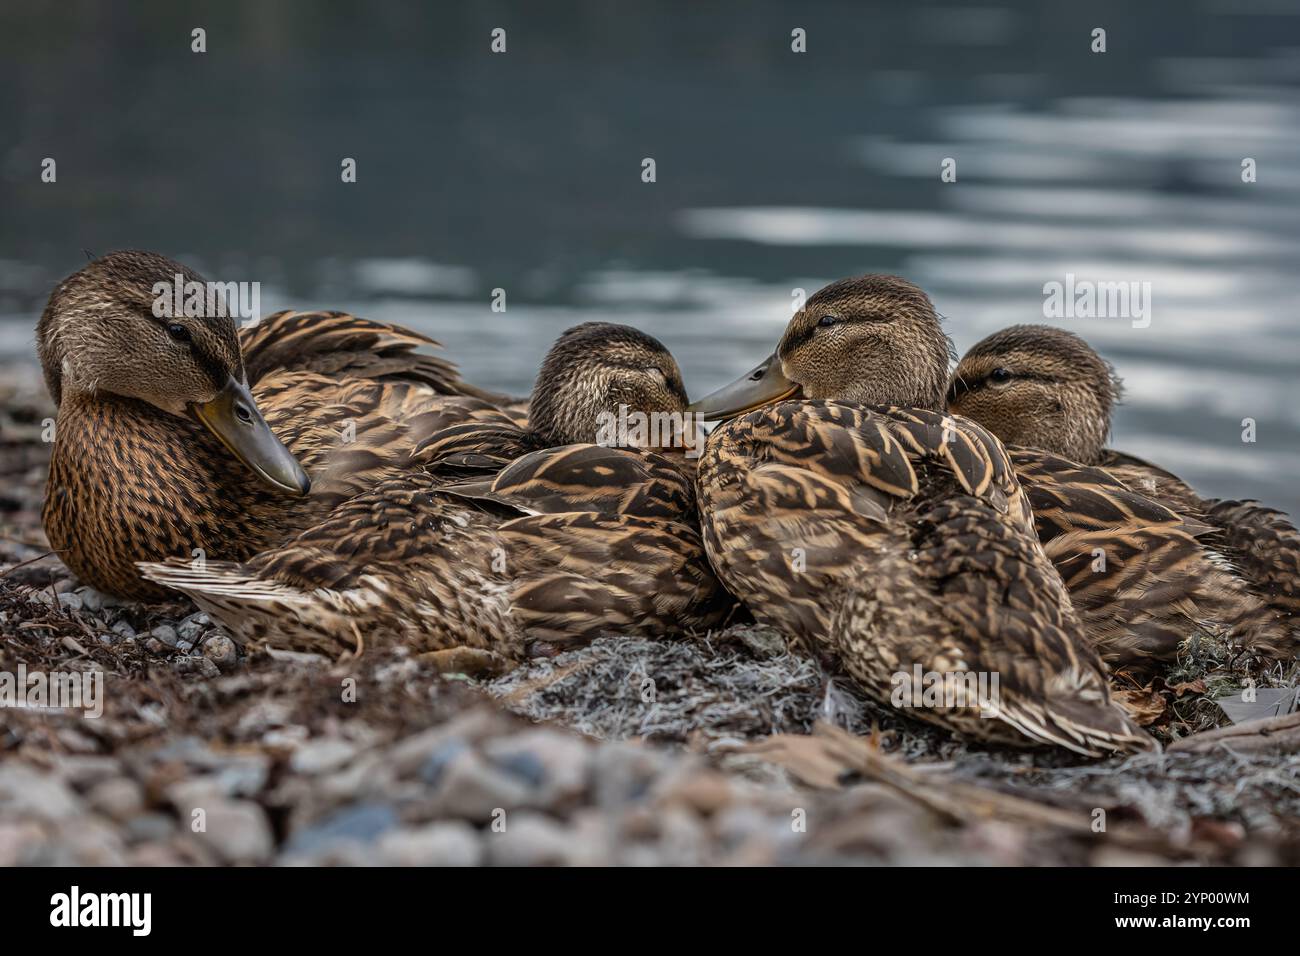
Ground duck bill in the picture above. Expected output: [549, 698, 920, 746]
[687, 354, 798, 420]
[189, 377, 311, 496]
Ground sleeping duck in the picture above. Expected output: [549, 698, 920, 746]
[948, 325, 1297, 671]
[688, 275, 1154, 756]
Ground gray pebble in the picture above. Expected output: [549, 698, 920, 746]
[379, 821, 483, 866]
[150, 624, 179, 647]
[124, 812, 175, 844]
[485, 811, 573, 866]
[284, 802, 399, 857]
[189, 799, 274, 864]
[289, 739, 357, 775]
[430, 749, 531, 821]
[177, 613, 210, 641]
[76, 587, 104, 612]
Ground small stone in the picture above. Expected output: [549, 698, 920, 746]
[485, 811, 572, 866]
[50, 817, 127, 866]
[177, 613, 210, 641]
[378, 822, 483, 866]
[283, 802, 399, 858]
[143, 638, 166, 655]
[430, 750, 531, 822]
[417, 737, 470, 786]
[484, 729, 590, 809]
[150, 624, 180, 648]
[189, 799, 274, 864]
[124, 813, 175, 844]
[53, 755, 122, 789]
[202, 634, 239, 672]
[0, 821, 48, 866]
[111, 620, 136, 640]
[289, 739, 357, 775]
[57, 591, 83, 611]
[0, 765, 83, 821]
[86, 777, 145, 822]
[76, 587, 104, 613]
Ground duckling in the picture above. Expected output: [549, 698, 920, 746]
[689, 276, 1153, 756]
[140, 322, 732, 656]
[39, 250, 501, 601]
[948, 324, 1297, 669]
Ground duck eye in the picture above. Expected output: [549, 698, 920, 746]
[990, 367, 1012, 384]
[167, 323, 191, 343]
[817, 314, 838, 328]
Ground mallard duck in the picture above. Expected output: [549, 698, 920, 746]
[139, 321, 731, 655]
[948, 325, 1297, 669]
[689, 275, 1153, 756]
[39, 250, 504, 602]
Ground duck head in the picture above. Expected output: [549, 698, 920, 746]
[37, 250, 310, 494]
[947, 324, 1122, 465]
[689, 275, 953, 419]
[527, 321, 690, 449]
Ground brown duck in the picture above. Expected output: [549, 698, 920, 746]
[689, 276, 1154, 756]
[39, 250, 502, 602]
[139, 321, 731, 655]
[948, 324, 1298, 670]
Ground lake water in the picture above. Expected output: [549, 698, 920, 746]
[2, 0, 1298, 514]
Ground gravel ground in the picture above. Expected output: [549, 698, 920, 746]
[3, 362, 1300, 866]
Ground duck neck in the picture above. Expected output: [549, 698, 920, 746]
[42, 391, 292, 600]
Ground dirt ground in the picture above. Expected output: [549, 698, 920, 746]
[3, 362, 1299, 866]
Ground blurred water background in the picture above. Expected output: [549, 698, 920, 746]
[2, 0, 1298, 513]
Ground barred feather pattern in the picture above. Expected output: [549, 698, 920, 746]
[1013, 449, 1297, 669]
[46, 311, 504, 599]
[1099, 448, 1300, 632]
[695, 400, 1153, 754]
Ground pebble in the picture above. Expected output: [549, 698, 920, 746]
[284, 802, 399, 858]
[485, 811, 573, 866]
[290, 739, 357, 775]
[429, 749, 531, 821]
[378, 821, 483, 866]
[76, 587, 104, 613]
[483, 729, 590, 809]
[86, 777, 145, 822]
[56, 591, 83, 611]
[0, 765, 83, 821]
[202, 634, 239, 672]
[53, 755, 122, 789]
[150, 624, 180, 647]
[111, 620, 136, 640]
[177, 613, 210, 642]
[189, 799, 274, 864]
[0, 821, 48, 866]
[124, 813, 175, 844]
